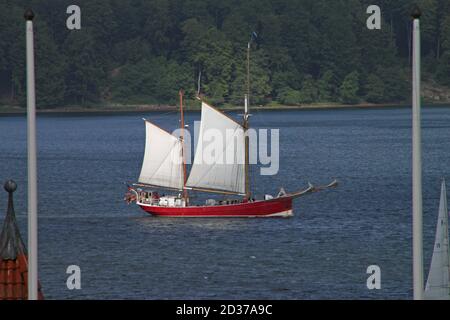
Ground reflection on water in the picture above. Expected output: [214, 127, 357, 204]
[133, 216, 253, 231]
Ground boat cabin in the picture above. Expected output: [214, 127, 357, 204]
[137, 190, 186, 207]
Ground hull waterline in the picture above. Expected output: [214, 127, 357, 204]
[138, 196, 293, 218]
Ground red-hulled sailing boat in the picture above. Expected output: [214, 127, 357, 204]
[125, 90, 337, 217]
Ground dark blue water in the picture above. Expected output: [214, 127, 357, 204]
[1, 106, 450, 299]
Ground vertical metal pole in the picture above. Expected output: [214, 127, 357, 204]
[244, 94, 248, 115]
[25, 9, 38, 300]
[246, 42, 250, 106]
[411, 6, 423, 300]
[244, 39, 251, 200]
[179, 90, 188, 203]
[244, 94, 250, 199]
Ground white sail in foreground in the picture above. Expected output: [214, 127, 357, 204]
[425, 179, 450, 299]
[138, 121, 184, 190]
[186, 102, 245, 194]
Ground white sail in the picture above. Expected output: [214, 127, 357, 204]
[186, 102, 245, 194]
[425, 179, 450, 299]
[138, 121, 184, 190]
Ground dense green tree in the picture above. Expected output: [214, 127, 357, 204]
[380, 66, 409, 102]
[278, 89, 302, 105]
[0, 2, 25, 104]
[340, 71, 360, 104]
[436, 13, 450, 86]
[439, 3, 450, 54]
[365, 74, 385, 103]
[418, 0, 440, 57]
[141, 0, 179, 55]
[181, 18, 234, 104]
[63, 30, 106, 105]
[111, 57, 192, 104]
[268, 48, 302, 99]
[317, 71, 337, 102]
[298, 75, 318, 104]
[112, 38, 152, 66]
[436, 52, 450, 86]
[0, 0, 449, 108]
[229, 47, 271, 105]
[34, 22, 66, 107]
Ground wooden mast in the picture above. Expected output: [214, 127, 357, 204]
[179, 90, 188, 204]
[244, 41, 251, 200]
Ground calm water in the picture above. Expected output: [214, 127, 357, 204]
[1, 106, 450, 299]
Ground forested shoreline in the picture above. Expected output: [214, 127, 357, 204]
[0, 0, 449, 109]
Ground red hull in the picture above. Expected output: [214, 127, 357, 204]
[138, 197, 293, 217]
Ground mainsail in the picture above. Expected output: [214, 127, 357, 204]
[425, 179, 450, 299]
[186, 102, 246, 195]
[138, 121, 184, 190]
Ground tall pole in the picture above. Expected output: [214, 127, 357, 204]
[179, 90, 188, 203]
[24, 9, 38, 300]
[411, 6, 423, 300]
[244, 94, 250, 199]
[244, 41, 251, 200]
[246, 42, 250, 106]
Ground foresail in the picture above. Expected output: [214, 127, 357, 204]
[186, 102, 245, 194]
[425, 180, 450, 299]
[138, 121, 184, 190]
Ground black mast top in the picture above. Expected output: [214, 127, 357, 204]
[411, 5, 421, 19]
[24, 9, 35, 21]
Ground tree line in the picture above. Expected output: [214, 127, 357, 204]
[0, 0, 449, 108]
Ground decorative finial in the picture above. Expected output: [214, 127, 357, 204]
[24, 9, 35, 21]
[411, 5, 421, 19]
[4, 180, 17, 193]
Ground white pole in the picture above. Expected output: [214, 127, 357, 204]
[244, 94, 248, 115]
[411, 6, 423, 300]
[25, 9, 38, 300]
[247, 42, 250, 109]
